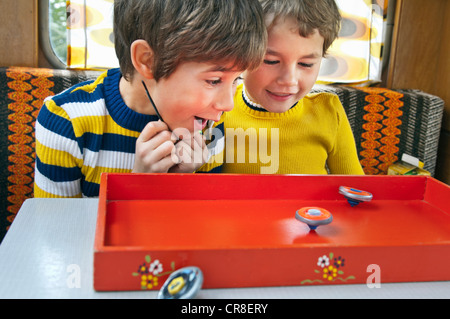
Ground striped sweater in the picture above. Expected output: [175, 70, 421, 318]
[34, 68, 158, 198]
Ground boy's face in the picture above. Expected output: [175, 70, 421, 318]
[244, 17, 324, 113]
[151, 61, 242, 132]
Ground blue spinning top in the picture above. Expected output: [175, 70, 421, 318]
[295, 207, 333, 230]
[339, 186, 373, 207]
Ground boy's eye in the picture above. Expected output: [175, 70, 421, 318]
[263, 60, 279, 65]
[207, 79, 222, 86]
[299, 62, 314, 68]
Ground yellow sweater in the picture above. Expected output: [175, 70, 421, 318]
[199, 84, 364, 175]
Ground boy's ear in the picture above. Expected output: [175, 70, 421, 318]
[130, 40, 155, 79]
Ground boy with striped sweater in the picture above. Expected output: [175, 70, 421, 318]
[34, 0, 266, 197]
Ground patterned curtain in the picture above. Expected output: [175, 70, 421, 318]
[65, 0, 388, 85]
[66, 0, 118, 69]
[318, 0, 388, 85]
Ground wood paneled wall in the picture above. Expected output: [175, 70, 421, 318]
[386, 0, 450, 184]
[0, 0, 39, 67]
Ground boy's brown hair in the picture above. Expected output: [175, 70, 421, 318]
[114, 0, 267, 81]
[260, 0, 341, 55]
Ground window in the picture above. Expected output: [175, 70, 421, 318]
[48, 0, 67, 64]
[42, 0, 118, 69]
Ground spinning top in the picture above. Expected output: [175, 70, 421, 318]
[295, 207, 333, 230]
[339, 186, 373, 207]
[157, 266, 203, 299]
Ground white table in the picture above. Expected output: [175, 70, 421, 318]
[1, 198, 449, 299]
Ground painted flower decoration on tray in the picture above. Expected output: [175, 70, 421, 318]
[301, 252, 355, 285]
[132, 255, 175, 290]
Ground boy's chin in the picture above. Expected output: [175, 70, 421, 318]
[262, 103, 294, 113]
[261, 93, 299, 113]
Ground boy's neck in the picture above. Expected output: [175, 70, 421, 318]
[119, 75, 156, 116]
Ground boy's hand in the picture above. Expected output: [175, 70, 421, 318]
[168, 130, 209, 173]
[132, 121, 178, 173]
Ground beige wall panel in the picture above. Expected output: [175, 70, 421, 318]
[387, 0, 450, 184]
[0, 0, 38, 67]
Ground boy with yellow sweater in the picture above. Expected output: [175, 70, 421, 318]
[200, 0, 364, 175]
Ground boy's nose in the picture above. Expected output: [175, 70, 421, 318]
[277, 64, 298, 87]
[214, 88, 235, 113]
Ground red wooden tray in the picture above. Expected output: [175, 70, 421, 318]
[93, 174, 450, 291]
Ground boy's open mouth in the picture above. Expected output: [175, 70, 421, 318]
[194, 116, 209, 131]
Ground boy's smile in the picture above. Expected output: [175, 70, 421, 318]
[244, 17, 324, 113]
[266, 90, 297, 102]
